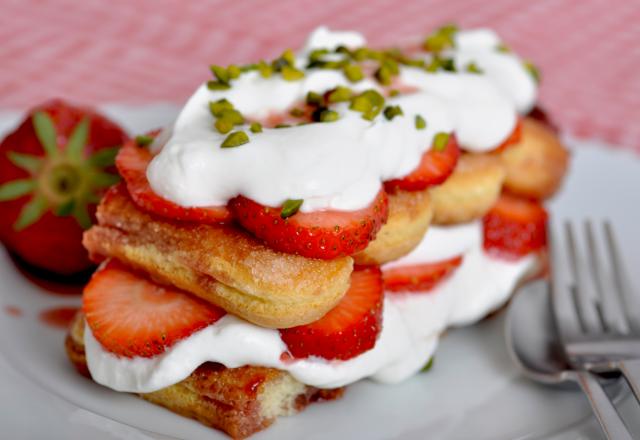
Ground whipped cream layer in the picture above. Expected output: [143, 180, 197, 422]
[85, 222, 535, 393]
[147, 27, 537, 212]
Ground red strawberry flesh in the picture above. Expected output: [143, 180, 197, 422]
[483, 194, 548, 259]
[383, 255, 463, 292]
[229, 189, 389, 259]
[83, 259, 226, 358]
[279, 266, 384, 361]
[116, 139, 232, 224]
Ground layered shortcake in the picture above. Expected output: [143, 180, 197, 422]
[66, 25, 568, 438]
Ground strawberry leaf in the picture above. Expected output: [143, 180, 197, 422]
[55, 199, 75, 216]
[92, 171, 121, 188]
[0, 179, 35, 201]
[88, 146, 120, 167]
[66, 117, 90, 162]
[32, 112, 59, 158]
[7, 152, 42, 175]
[72, 203, 92, 229]
[14, 194, 47, 230]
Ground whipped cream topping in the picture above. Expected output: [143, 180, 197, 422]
[85, 222, 536, 393]
[146, 27, 537, 212]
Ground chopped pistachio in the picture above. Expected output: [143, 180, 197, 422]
[433, 132, 450, 151]
[389, 89, 400, 97]
[309, 48, 329, 63]
[289, 108, 305, 117]
[440, 57, 456, 72]
[352, 47, 369, 61]
[421, 357, 435, 372]
[415, 115, 427, 130]
[306, 91, 323, 106]
[319, 109, 339, 122]
[207, 80, 231, 91]
[249, 122, 263, 133]
[258, 60, 273, 78]
[422, 24, 459, 52]
[281, 65, 305, 81]
[383, 105, 403, 120]
[135, 134, 154, 147]
[426, 56, 456, 72]
[350, 89, 385, 121]
[215, 118, 234, 134]
[219, 108, 244, 125]
[221, 131, 249, 148]
[466, 62, 483, 74]
[280, 199, 303, 219]
[524, 61, 541, 83]
[496, 43, 511, 53]
[240, 63, 258, 72]
[281, 49, 296, 66]
[335, 45, 351, 55]
[209, 99, 234, 117]
[383, 58, 399, 74]
[327, 86, 352, 103]
[343, 63, 364, 82]
[275, 123, 291, 129]
[375, 66, 392, 85]
[227, 64, 241, 79]
[210, 65, 230, 83]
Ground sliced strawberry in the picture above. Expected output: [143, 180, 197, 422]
[491, 118, 522, 154]
[229, 189, 389, 259]
[83, 259, 225, 358]
[116, 139, 232, 223]
[483, 194, 548, 259]
[384, 134, 460, 192]
[383, 255, 463, 292]
[279, 267, 383, 360]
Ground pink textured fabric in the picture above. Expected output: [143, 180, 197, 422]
[1, 0, 639, 150]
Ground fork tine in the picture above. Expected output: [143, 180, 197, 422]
[549, 223, 583, 341]
[565, 221, 603, 334]
[585, 221, 630, 334]
[604, 222, 640, 333]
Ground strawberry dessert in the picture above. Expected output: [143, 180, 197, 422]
[62, 25, 568, 438]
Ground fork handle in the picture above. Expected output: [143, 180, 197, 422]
[576, 371, 633, 440]
[619, 359, 640, 403]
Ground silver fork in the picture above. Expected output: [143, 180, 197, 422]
[551, 220, 640, 438]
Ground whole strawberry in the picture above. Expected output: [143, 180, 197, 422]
[0, 99, 128, 275]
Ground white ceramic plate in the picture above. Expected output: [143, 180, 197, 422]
[0, 106, 639, 440]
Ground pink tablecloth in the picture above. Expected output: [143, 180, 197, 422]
[1, 0, 639, 151]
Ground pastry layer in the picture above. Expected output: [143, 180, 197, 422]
[501, 117, 570, 199]
[354, 188, 433, 265]
[83, 185, 353, 329]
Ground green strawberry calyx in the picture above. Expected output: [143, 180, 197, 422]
[0, 111, 121, 230]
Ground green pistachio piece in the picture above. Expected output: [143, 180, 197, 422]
[319, 109, 339, 122]
[383, 105, 403, 120]
[280, 198, 303, 218]
[281, 65, 305, 81]
[221, 131, 249, 148]
[327, 86, 352, 103]
[343, 64, 364, 82]
[433, 132, 450, 151]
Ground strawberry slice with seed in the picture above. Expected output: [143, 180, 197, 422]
[384, 134, 460, 192]
[116, 138, 232, 223]
[83, 259, 226, 358]
[383, 255, 463, 292]
[279, 266, 383, 360]
[229, 189, 389, 259]
[483, 194, 548, 259]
